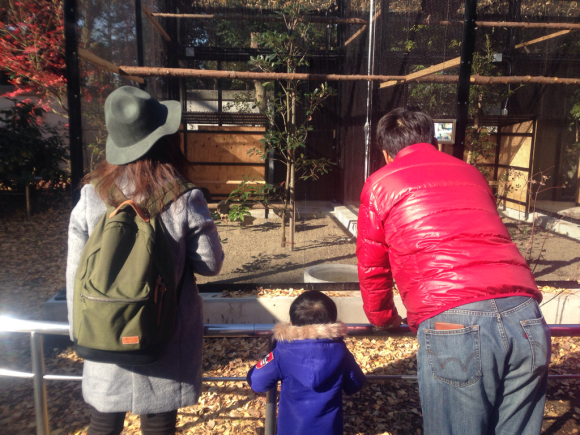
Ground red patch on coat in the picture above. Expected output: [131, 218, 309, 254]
[256, 352, 274, 369]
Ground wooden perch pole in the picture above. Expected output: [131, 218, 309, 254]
[78, 48, 145, 84]
[344, 9, 381, 46]
[380, 58, 460, 88]
[466, 75, 580, 85]
[413, 75, 580, 85]
[515, 30, 573, 49]
[142, 5, 171, 42]
[380, 28, 575, 89]
[117, 67, 580, 85]
[150, 12, 368, 25]
[440, 21, 580, 30]
[118, 67, 407, 81]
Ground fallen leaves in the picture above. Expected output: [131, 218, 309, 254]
[539, 286, 579, 295]
[1, 326, 579, 434]
[220, 288, 394, 298]
[1, 196, 580, 433]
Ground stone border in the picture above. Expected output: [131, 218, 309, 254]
[332, 205, 580, 242]
[499, 207, 580, 241]
[42, 291, 578, 325]
[200, 292, 579, 325]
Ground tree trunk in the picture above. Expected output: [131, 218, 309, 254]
[288, 94, 296, 251]
[25, 183, 31, 220]
[576, 120, 580, 206]
[251, 33, 267, 111]
[281, 165, 290, 247]
[289, 161, 295, 251]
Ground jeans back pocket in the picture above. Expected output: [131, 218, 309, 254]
[520, 317, 551, 373]
[425, 326, 482, 387]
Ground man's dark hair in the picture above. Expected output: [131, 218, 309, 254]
[377, 107, 435, 158]
[289, 291, 338, 326]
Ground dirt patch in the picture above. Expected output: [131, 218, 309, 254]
[505, 218, 580, 282]
[1, 198, 578, 318]
[201, 216, 357, 285]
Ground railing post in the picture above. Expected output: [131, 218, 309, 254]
[264, 336, 277, 435]
[30, 332, 49, 435]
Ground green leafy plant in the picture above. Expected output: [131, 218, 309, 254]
[0, 100, 68, 191]
[465, 127, 496, 175]
[227, 176, 275, 225]
[565, 90, 580, 198]
[408, 34, 523, 179]
[247, 1, 336, 250]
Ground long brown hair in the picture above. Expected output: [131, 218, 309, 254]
[84, 132, 192, 210]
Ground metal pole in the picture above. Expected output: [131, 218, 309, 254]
[264, 336, 277, 435]
[181, 78, 188, 161]
[363, 0, 377, 180]
[63, 0, 84, 206]
[453, 0, 477, 160]
[30, 332, 49, 435]
[135, 0, 146, 91]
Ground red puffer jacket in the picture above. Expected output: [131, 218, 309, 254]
[357, 143, 542, 333]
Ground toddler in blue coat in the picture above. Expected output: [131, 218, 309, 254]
[247, 291, 366, 435]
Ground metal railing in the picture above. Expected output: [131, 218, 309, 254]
[1, 316, 579, 435]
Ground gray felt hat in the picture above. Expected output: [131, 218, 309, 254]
[105, 86, 181, 165]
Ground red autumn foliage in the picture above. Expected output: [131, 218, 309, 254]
[0, 0, 68, 115]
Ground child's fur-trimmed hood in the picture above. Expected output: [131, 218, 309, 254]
[273, 322, 348, 342]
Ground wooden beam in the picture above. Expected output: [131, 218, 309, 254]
[77, 48, 145, 84]
[380, 57, 460, 88]
[344, 9, 381, 47]
[142, 5, 171, 42]
[118, 66, 580, 85]
[119, 66, 407, 81]
[380, 28, 576, 89]
[515, 30, 572, 49]
[151, 12, 367, 25]
[440, 21, 580, 30]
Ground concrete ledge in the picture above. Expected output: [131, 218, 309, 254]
[539, 293, 580, 324]
[331, 206, 358, 237]
[499, 208, 580, 241]
[201, 292, 406, 324]
[202, 292, 580, 325]
[334, 204, 580, 242]
[43, 292, 580, 326]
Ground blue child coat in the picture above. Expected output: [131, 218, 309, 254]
[247, 322, 366, 435]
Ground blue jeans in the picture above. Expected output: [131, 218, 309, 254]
[417, 296, 551, 435]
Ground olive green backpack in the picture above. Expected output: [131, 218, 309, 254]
[73, 179, 196, 365]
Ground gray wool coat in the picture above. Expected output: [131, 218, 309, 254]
[66, 183, 224, 414]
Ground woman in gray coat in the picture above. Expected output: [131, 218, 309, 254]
[66, 86, 224, 434]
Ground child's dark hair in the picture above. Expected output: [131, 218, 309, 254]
[289, 291, 338, 326]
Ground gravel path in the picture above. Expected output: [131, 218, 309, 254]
[199, 215, 357, 285]
[202, 214, 580, 285]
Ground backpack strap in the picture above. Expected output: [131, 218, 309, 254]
[143, 179, 197, 217]
[109, 200, 150, 222]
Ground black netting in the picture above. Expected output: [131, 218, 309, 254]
[72, 0, 580, 283]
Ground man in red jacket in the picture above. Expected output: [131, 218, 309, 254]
[357, 107, 550, 434]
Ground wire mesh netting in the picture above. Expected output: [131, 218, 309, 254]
[72, 0, 580, 284]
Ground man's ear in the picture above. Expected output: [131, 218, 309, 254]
[382, 150, 394, 164]
[432, 137, 439, 150]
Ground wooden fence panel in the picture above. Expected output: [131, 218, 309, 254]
[180, 126, 267, 198]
